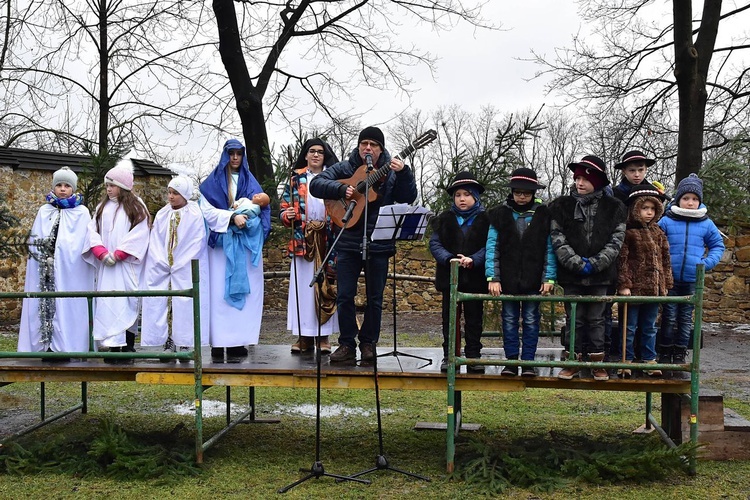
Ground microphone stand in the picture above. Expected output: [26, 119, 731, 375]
[345, 154, 431, 483]
[278, 192, 369, 493]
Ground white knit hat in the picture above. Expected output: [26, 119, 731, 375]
[168, 175, 194, 202]
[105, 159, 134, 191]
[52, 166, 78, 191]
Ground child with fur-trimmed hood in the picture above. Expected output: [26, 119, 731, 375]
[616, 184, 673, 377]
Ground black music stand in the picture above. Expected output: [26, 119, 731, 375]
[372, 205, 433, 365]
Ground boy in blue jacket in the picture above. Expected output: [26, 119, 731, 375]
[658, 174, 724, 374]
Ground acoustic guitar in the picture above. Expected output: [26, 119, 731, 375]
[325, 129, 437, 228]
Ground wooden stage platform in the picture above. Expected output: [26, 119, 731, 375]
[0, 346, 691, 394]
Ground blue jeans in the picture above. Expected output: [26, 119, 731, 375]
[624, 303, 658, 361]
[335, 250, 390, 349]
[501, 300, 540, 360]
[660, 281, 696, 349]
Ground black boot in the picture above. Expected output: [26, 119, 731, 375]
[501, 355, 519, 376]
[657, 345, 672, 365]
[124, 331, 137, 352]
[672, 347, 689, 380]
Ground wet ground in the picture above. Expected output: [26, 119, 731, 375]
[1, 313, 749, 437]
[262, 311, 750, 401]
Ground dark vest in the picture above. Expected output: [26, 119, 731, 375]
[487, 204, 551, 294]
[432, 211, 490, 293]
[549, 195, 626, 286]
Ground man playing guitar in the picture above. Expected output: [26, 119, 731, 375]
[309, 126, 418, 363]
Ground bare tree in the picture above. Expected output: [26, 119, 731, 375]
[1, 0, 220, 160]
[212, 0, 493, 188]
[532, 0, 750, 183]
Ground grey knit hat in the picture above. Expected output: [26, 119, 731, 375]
[674, 173, 703, 203]
[52, 166, 78, 191]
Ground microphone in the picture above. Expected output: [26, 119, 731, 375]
[341, 199, 358, 224]
[365, 153, 373, 171]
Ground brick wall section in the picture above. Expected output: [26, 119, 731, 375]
[1, 176, 748, 324]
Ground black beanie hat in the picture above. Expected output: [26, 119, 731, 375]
[358, 126, 385, 148]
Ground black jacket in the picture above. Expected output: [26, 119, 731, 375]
[430, 210, 490, 293]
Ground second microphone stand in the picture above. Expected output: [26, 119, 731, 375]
[345, 154, 430, 483]
[278, 193, 370, 493]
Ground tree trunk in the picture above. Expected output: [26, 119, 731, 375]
[212, 0, 273, 187]
[98, 0, 108, 154]
[672, 0, 721, 184]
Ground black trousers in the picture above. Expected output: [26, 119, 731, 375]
[562, 284, 608, 354]
[441, 290, 483, 358]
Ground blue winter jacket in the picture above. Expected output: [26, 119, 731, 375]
[658, 205, 724, 283]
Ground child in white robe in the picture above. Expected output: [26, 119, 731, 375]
[141, 176, 210, 358]
[83, 160, 150, 363]
[18, 167, 95, 359]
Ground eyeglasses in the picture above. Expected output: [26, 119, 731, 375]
[359, 140, 381, 149]
[308, 149, 325, 156]
[513, 191, 534, 197]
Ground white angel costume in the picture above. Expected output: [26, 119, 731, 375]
[18, 201, 95, 353]
[83, 198, 150, 347]
[141, 201, 210, 348]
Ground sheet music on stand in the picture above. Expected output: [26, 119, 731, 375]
[371, 204, 433, 242]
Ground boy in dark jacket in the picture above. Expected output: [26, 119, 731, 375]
[613, 150, 657, 203]
[549, 155, 626, 381]
[616, 185, 672, 378]
[485, 168, 556, 377]
[429, 171, 489, 372]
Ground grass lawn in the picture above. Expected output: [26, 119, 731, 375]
[1, 333, 750, 498]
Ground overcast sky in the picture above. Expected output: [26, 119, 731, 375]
[260, 2, 583, 149]
[163, 2, 586, 175]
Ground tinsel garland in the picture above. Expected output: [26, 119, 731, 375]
[34, 212, 61, 347]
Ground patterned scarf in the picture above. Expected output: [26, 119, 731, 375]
[572, 190, 603, 222]
[46, 192, 84, 209]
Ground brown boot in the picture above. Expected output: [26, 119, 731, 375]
[643, 359, 663, 377]
[291, 336, 303, 353]
[317, 336, 331, 353]
[558, 352, 581, 380]
[291, 336, 314, 353]
[617, 360, 632, 379]
[589, 352, 609, 381]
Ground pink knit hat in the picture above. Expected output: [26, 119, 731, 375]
[105, 159, 134, 191]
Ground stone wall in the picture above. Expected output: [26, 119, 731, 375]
[703, 228, 750, 323]
[2, 187, 749, 324]
[0, 167, 171, 321]
[262, 236, 441, 312]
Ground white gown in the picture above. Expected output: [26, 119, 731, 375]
[18, 203, 95, 353]
[141, 201, 210, 348]
[199, 196, 264, 347]
[83, 198, 150, 347]
[286, 177, 339, 337]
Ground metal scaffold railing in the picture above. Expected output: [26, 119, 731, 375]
[445, 259, 705, 475]
[0, 260, 209, 462]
